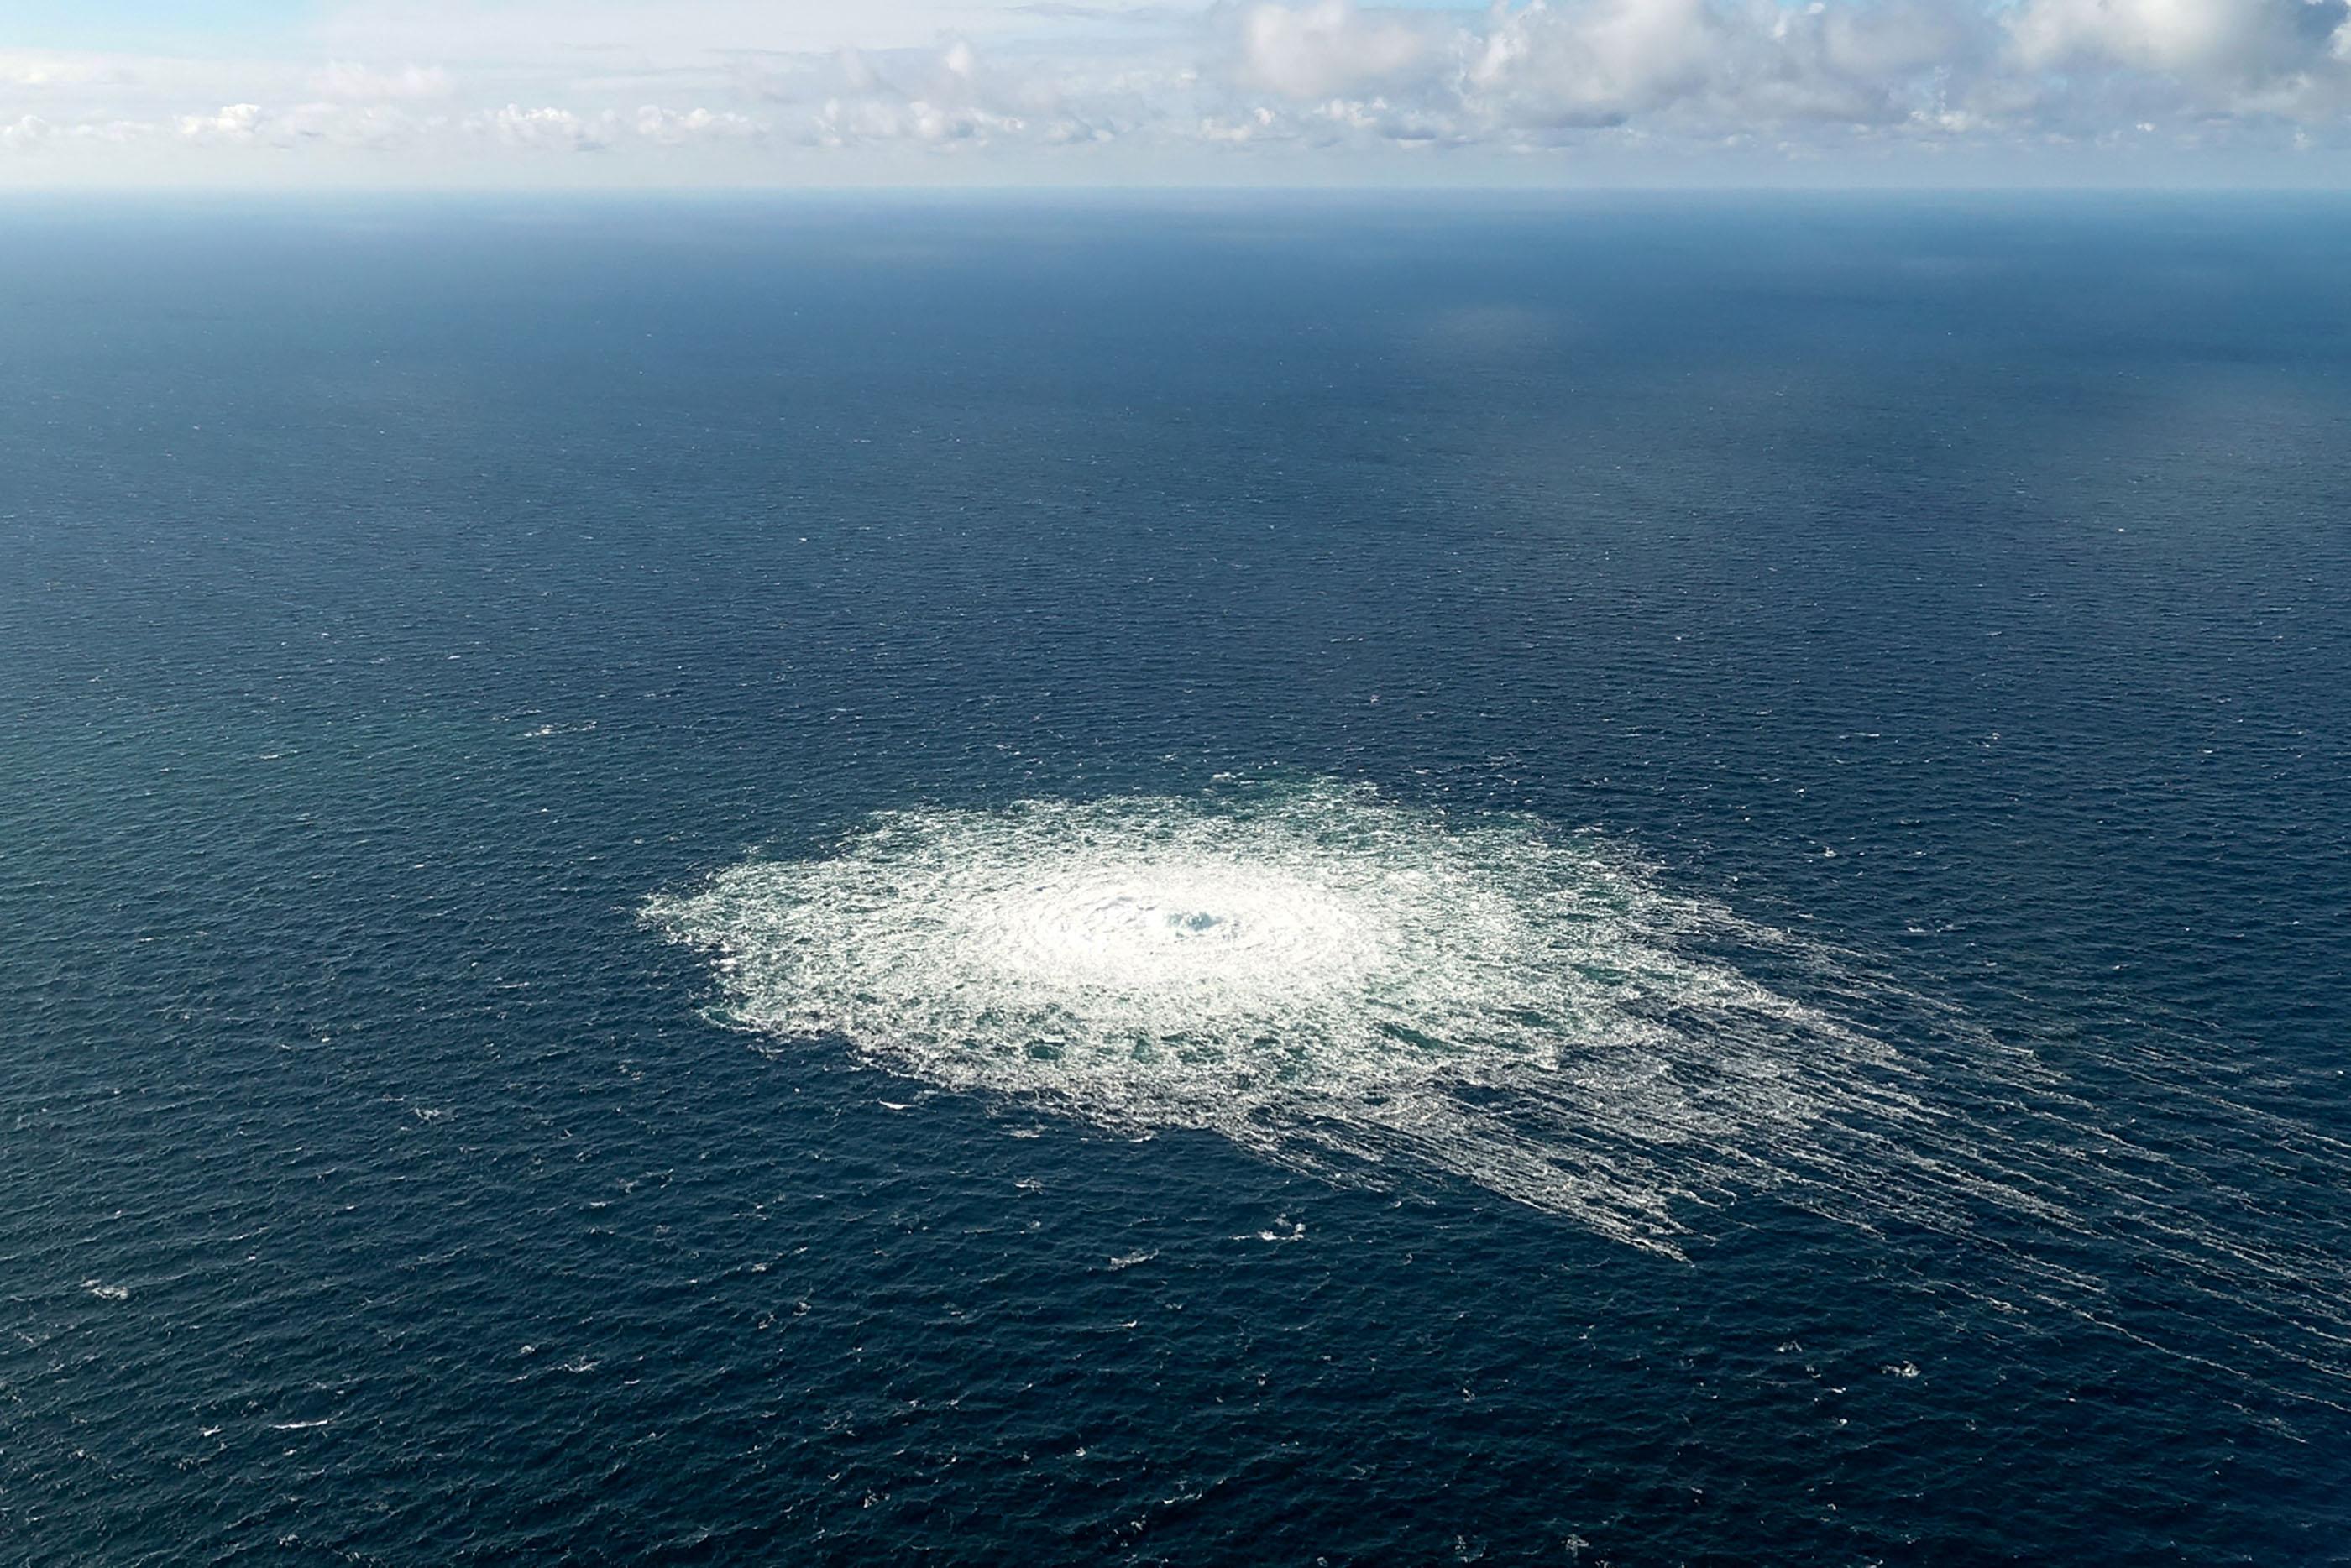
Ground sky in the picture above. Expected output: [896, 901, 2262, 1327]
[5, 0, 2351, 186]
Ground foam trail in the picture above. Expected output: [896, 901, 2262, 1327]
[649, 779, 2351, 1401]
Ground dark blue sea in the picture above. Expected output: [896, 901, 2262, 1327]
[4, 194, 2348, 1565]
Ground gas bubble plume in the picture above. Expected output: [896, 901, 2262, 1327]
[650, 781, 1950, 1254]
[652, 780, 2351, 1404]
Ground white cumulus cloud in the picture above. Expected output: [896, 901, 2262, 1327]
[474, 103, 611, 151]
[176, 103, 268, 142]
[1234, 0, 1437, 98]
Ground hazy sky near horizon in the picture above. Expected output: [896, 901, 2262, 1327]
[7, 0, 2351, 187]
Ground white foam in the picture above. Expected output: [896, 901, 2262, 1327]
[652, 779, 2351, 1402]
[649, 781, 1929, 1254]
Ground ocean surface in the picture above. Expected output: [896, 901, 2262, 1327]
[3, 194, 2348, 1565]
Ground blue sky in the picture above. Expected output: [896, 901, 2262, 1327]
[4, 1, 2349, 187]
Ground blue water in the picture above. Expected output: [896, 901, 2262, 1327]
[3, 195, 2348, 1564]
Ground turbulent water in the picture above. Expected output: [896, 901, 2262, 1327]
[657, 778, 2351, 1402]
[6, 198, 2350, 1564]
[656, 781, 1916, 1252]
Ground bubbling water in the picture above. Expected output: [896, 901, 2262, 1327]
[649, 781, 1931, 1252]
[652, 779, 2351, 1401]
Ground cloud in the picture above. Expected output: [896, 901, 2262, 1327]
[176, 103, 268, 142]
[1, 113, 54, 149]
[1233, 0, 1437, 99]
[1192, 0, 2351, 149]
[312, 0, 1013, 65]
[1472, 0, 1992, 133]
[1161, 0, 1991, 151]
[727, 37, 1133, 148]
[311, 62, 456, 101]
[634, 104, 764, 142]
[0, 52, 139, 90]
[11, 0, 2351, 181]
[474, 103, 612, 150]
[2008, 0, 2348, 81]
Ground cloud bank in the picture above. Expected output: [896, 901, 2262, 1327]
[6, 0, 2351, 184]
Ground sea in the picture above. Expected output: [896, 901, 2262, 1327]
[3, 193, 2348, 1564]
